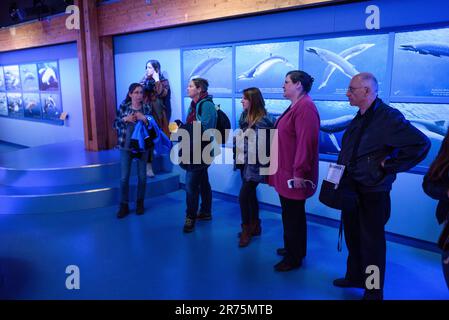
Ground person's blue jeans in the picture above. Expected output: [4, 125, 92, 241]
[120, 149, 148, 204]
[185, 167, 212, 219]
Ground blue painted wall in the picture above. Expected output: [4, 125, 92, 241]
[114, 48, 182, 122]
[115, 0, 448, 242]
[0, 42, 83, 147]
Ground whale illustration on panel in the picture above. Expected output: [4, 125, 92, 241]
[45, 95, 56, 109]
[39, 66, 58, 86]
[0, 70, 4, 90]
[400, 42, 449, 58]
[317, 44, 375, 90]
[23, 71, 36, 82]
[320, 114, 355, 151]
[237, 54, 295, 80]
[409, 119, 448, 140]
[23, 93, 42, 118]
[188, 57, 224, 80]
[25, 100, 37, 111]
[320, 114, 354, 134]
[0, 93, 7, 116]
[306, 47, 360, 80]
[318, 114, 448, 151]
[4, 68, 21, 91]
[7, 93, 23, 114]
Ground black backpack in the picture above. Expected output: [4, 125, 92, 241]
[198, 100, 231, 145]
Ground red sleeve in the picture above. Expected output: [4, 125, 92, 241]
[292, 101, 320, 179]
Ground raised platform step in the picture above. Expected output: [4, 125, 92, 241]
[0, 172, 180, 214]
[0, 140, 180, 214]
[0, 141, 174, 187]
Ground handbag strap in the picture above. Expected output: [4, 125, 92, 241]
[338, 220, 343, 252]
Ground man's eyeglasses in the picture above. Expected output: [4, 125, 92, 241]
[347, 86, 367, 93]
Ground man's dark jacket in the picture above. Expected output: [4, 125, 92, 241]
[338, 98, 431, 192]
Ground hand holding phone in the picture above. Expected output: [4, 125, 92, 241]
[287, 178, 316, 189]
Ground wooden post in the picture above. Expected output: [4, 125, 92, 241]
[76, 0, 116, 151]
[101, 36, 118, 149]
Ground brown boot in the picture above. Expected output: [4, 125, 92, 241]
[237, 219, 262, 238]
[239, 224, 252, 247]
[251, 219, 262, 236]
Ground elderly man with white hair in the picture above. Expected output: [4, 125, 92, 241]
[333, 72, 430, 300]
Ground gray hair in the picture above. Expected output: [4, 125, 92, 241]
[356, 72, 378, 94]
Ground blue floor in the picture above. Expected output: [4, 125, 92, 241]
[0, 189, 447, 300]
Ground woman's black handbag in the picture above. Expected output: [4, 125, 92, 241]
[319, 179, 344, 210]
[319, 162, 346, 210]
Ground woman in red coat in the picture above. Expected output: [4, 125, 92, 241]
[268, 70, 320, 272]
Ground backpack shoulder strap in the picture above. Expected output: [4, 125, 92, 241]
[196, 98, 214, 118]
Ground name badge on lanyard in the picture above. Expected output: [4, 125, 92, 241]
[325, 163, 345, 187]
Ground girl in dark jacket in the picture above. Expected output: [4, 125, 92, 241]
[235, 87, 274, 247]
[141, 59, 171, 177]
[422, 130, 449, 287]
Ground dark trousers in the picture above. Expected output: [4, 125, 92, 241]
[239, 180, 259, 225]
[279, 195, 307, 265]
[185, 167, 212, 219]
[342, 188, 391, 292]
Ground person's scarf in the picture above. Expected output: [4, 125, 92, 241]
[186, 92, 209, 124]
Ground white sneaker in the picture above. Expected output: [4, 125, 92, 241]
[146, 163, 155, 178]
